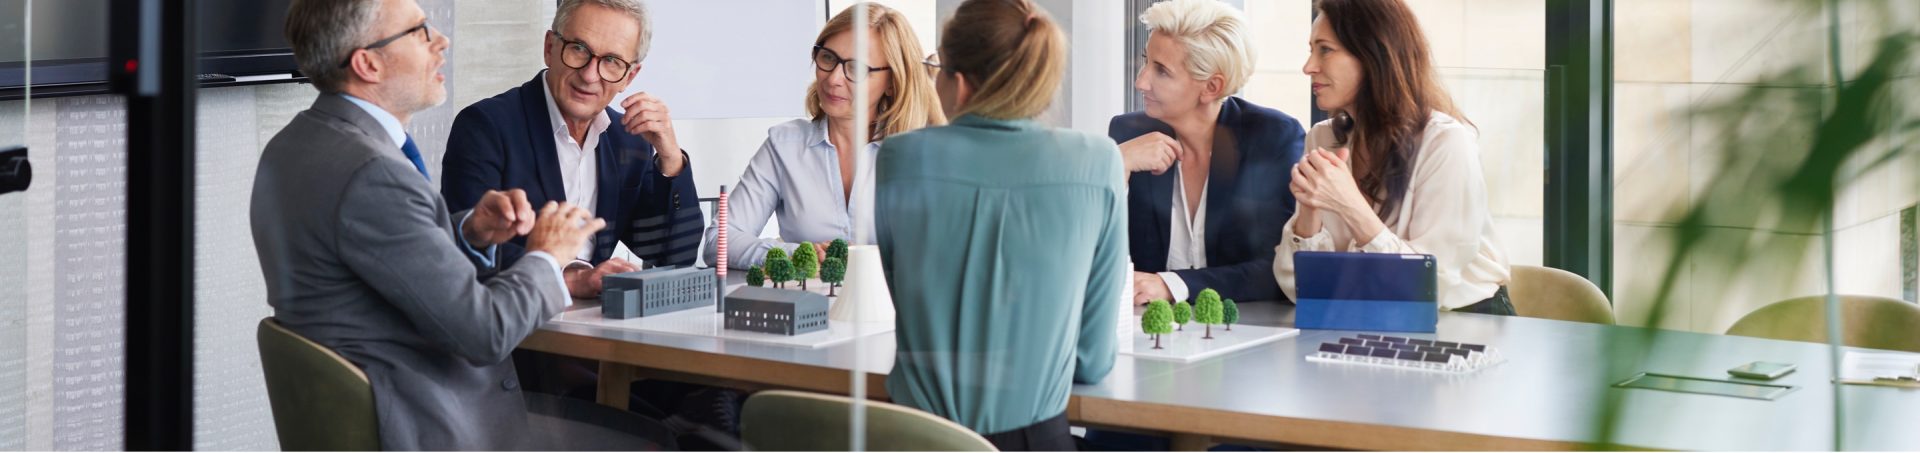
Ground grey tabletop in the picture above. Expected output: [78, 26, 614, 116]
[543, 280, 1920, 451]
[1085, 302, 1920, 451]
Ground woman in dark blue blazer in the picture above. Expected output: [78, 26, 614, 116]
[1109, 0, 1305, 306]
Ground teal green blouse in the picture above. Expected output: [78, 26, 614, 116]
[876, 114, 1127, 435]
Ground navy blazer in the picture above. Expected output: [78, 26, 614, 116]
[1108, 96, 1305, 303]
[442, 71, 703, 268]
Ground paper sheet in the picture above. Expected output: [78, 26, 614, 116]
[612, 241, 643, 268]
[1839, 351, 1920, 388]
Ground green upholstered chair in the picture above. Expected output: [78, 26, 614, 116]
[1726, 295, 1920, 353]
[1508, 265, 1616, 324]
[258, 317, 380, 451]
[741, 390, 997, 451]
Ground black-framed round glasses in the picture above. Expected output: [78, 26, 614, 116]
[551, 31, 635, 83]
[812, 45, 890, 82]
[338, 21, 436, 68]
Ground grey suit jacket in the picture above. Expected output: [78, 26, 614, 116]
[251, 94, 567, 450]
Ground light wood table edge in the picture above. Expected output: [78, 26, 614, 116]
[523, 329, 891, 400]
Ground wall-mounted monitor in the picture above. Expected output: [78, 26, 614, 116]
[0, 0, 299, 97]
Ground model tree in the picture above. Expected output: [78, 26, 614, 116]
[1142, 300, 1174, 350]
[764, 248, 793, 289]
[826, 238, 850, 262]
[746, 265, 766, 287]
[1223, 298, 1239, 331]
[792, 242, 820, 290]
[1172, 301, 1192, 331]
[1194, 288, 1225, 339]
[820, 256, 847, 296]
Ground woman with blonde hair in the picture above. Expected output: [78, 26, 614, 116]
[1112, 0, 1306, 308]
[876, 0, 1124, 449]
[704, 2, 944, 269]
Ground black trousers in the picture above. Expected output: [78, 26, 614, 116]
[1455, 285, 1516, 316]
[982, 412, 1075, 451]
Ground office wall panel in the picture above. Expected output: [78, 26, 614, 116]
[49, 96, 128, 451]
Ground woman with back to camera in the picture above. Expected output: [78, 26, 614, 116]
[875, 0, 1126, 450]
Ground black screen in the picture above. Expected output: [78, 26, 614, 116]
[197, 0, 293, 56]
[1, 0, 297, 89]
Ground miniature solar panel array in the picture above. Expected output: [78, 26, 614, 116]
[1307, 334, 1504, 373]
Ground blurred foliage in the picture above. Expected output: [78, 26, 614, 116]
[1600, 0, 1920, 448]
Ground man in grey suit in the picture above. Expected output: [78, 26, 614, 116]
[252, 0, 624, 449]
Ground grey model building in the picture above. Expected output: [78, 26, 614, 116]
[723, 286, 829, 335]
[601, 266, 718, 319]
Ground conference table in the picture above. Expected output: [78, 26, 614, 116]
[519, 279, 1920, 451]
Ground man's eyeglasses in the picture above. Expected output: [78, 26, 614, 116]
[338, 21, 435, 68]
[812, 45, 891, 82]
[551, 31, 635, 83]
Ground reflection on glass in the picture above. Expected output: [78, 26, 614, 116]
[1, 0, 27, 448]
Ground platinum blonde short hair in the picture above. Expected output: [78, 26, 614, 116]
[1140, 0, 1256, 98]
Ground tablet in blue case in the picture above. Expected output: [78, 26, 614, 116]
[1294, 251, 1439, 332]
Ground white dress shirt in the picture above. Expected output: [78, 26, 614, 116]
[1161, 163, 1208, 302]
[540, 73, 611, 264]
[341, 93, 572, 303]
[1273, 111, 1511, 309]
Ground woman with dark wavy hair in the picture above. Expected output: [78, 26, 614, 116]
[1274, 0, 1513, 314]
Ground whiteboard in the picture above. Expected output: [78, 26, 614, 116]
[616, 0, 827, 119]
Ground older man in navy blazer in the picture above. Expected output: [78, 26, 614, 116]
[441, 0, 712, 416]
[443, 0, 701, 300]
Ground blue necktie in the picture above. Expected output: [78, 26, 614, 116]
[401, 135, 430, 181]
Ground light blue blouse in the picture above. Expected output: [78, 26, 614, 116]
[703, 118, 879, 269]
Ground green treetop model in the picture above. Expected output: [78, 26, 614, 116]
[746, 265, 765, 287]
[1142, 300, 1174, 350]
[792, 242, 820, 290]
[1223, 298, 1239, 331]
[764, 248, 793, 289]
[1172, 300, 1192, 331]
[1195, 289, 1225, 339]
[819, 256, 846, 296]
[826, 238, 849, 262]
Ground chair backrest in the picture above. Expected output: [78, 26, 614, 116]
[1507, 265, 1615, 324]
[741, 390, 998, 452]
[1726, 295, 1920, 353]
[257, 318, 381, 451]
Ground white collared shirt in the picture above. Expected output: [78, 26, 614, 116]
[340, 94, 407, 149]
[1160, 163, 1208, 302]
[541, 72, 612, 262]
